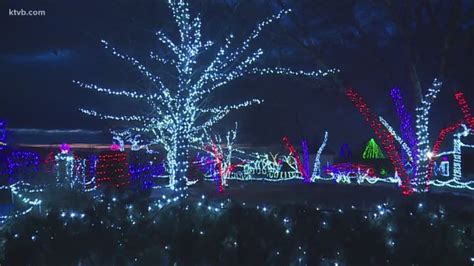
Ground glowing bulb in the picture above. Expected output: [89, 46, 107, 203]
[427, 151, 433, 159]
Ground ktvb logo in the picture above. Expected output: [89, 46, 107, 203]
[9, 9, 46, 16]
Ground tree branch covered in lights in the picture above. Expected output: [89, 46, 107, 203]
[390, 88, 418, 169]
[346, 88, 413, 195]
[353, 80, 474, 193]
[76, 0, 337, 190]
[454, 91, 474, 130]
[385, 81, 473, 191]
[202, 123, 244, 192]
[282, 136, 309, 182]
[379, 117, 413, 162]
[412, 80, 442, 191]
[311, 131, 328, 181]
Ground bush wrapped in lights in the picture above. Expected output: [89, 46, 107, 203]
[2, 185, 473, 265]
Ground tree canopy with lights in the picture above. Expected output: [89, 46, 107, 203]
[76, 0, 337, 190]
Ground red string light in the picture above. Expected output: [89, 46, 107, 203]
[346, 88, 413, 195]
[206, 143, 243, 192]
[454, 91, 474, 130]
[44, 152, 56, 173]
[282, 136, 310, 182]
[96, 151, 130, 188]
[208, 143, 224, 192]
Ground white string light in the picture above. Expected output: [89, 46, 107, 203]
[379, 116, 413, 162]
[413, 79, 442, 191]
[428, 124, 474, 190]
[110, 129, 143, 151]
[311, 131, 329, 181]
[76, 0, 337, 191]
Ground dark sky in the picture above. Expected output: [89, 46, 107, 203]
[1, 0, 473, 151]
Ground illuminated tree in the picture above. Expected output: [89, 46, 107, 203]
[346, 88, 412, 195]
[282, 136, 309, 182]
[384, 81, 442, 191]
[311, 131, 329, 180]
[76, 0, 337, 190]
[411, 80, 442, 190]
[202, 123, 244, 192]
[354, 79, 456, 193]
[362, 138, 385, 159]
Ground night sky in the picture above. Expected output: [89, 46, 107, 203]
[1, 0, 473, 150]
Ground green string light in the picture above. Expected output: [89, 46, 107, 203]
[363, 138, 386, 159]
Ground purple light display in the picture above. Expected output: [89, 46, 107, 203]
[110, 143, 121, 151]
[129, 163, 165, 189]
[7, 151, 39, 182]
[324, 163, 376, 177]
[339, 144, 352, 160]
[301, 140, 310, 179]
[128, 152, 165, 189]
[196, 153, 221, 190]
[59, 143, 71, 154]
[390, 88, 418, 171]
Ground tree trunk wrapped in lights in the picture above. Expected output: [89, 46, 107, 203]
[355, 81, 443, 193]
[412, 80, 442, 191]
[311, 131, 329, 181]
[282, 136, 309, 182]
[358, 80, 474, 193]
[76, 0, 337, 191]
[346, 88, 413, 195]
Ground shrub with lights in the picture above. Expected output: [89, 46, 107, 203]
[1, 184, 473, 265]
